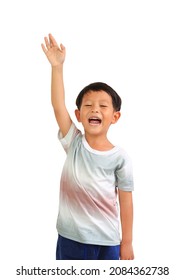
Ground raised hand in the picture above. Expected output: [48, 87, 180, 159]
[41, 34, 66, 67]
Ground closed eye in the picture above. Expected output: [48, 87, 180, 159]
[100, 105, 108, 108]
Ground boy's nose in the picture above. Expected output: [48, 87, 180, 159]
[91, 108, 99, 113]
[91, 105, 99, 113]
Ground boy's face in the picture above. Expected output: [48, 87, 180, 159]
[75, 90, 120, 136]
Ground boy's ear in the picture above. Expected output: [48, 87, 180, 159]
[75, 109, 81, 122]
[112, 111, 121, 124]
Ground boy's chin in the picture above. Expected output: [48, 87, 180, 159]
[84, 126, 108, 136]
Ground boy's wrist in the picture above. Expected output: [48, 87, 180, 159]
[51, 64, 64, 70]
[120, 240, 132, 246]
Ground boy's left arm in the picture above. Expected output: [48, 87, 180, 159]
[119, 190, 134, 260]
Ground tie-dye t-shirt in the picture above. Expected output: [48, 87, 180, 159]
[56, 123, 134, 246]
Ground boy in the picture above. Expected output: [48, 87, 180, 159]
[41, 34, 134, 260]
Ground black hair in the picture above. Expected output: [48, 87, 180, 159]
[76, 82, 122, 111]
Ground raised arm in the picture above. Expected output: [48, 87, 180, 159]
[41, 33, 72, 137]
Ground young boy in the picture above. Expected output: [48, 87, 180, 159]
[41, 34, 134, 260]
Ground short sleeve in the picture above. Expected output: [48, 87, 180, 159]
[115, 151, 134, 191]
[58, 123, 81, 153]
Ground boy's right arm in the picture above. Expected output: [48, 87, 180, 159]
[41, 34, 72, 137]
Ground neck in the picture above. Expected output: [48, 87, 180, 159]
[84, 133, 114, 151]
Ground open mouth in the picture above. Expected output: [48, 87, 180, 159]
[88, 117, 102, 125]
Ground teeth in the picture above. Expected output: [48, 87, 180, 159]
[89, 117, 101, 124]
[89, 117, 101, 120]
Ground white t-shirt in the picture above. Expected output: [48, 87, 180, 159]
[56, 123, 134, 246]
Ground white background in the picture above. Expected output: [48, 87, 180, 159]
[0, 0, 185, 278]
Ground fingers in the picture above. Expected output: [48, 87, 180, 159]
[41, 43, 47, 54]
[41, 34, 65, 54]
[60, 43, 65, 51]
[49, 33, 58, 47]
[40, 37, 50, 54]
[41, 34, 62, 49]
[41, 35, 55, 53]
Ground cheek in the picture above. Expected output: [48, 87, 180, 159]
[76, 111, 87, 123]
[103, 113, 115, 123]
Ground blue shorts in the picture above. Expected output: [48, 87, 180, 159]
[56, 235, 120, 260]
